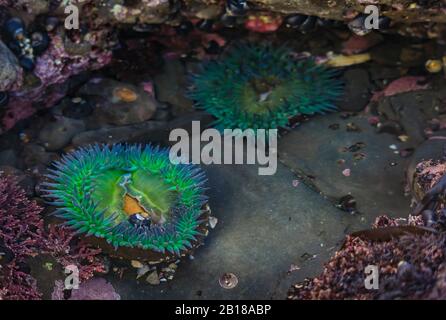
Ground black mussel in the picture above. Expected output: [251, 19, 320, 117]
[49, 0, 62, 12]
[299, 15, 317, 32]
[284, 14, 317, 32]
[317, 18, 335, 27]
[176, 20, 194, 36]
[5, 17, 26, 40]
[19, 55, 36, 71]
[195, 19, 214, 32]
[348, 14, 371, 36]
[0, 92, 9, 107]
[284, 14, 308, 28]
[226, 0, 248, 16]
[31, 31, 50, 56]
[378, 16, 391, 29]
[45, 16, 60, 32]
[221, 13, 238, 28]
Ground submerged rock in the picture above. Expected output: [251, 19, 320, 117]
[0, 40, 23, 91]
[79, 79, 158, 126]
[38, 116, 86, 151]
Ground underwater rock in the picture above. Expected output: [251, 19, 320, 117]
[78, 79, 158, 126]
[38, 116, 86, 151]
[154, 59, 194, 116]
[0, 40, 23, 91]
[71, 120, 167, 147]
[339, 68, 372, 112]
[1, 32, 111, 132]
[23, 144, 56, 167]
[278, 113, 411, 221]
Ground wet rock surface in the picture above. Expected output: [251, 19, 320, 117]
[278, 113, 412, 222]
[38, 117, 85, 151]
[154, 59, 194, 116]
[339, 69, 372, 112]
[0, 40, 22, 92]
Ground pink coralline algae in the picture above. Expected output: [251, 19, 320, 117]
[288, 216, 446, 300]
[0, 174, 106, 300]
[0, 175, 44, 300]
[2, 34, 112, 131]
[42, 224, 106, 282]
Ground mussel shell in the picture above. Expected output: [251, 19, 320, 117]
[31, 31, 50, 56]
[284, 14, 308, 28]
[378, 16, 391, 29]
[45, 16, 60, 32]
[299, 16, 317, 32]
[4, 17, 26, 40]
[348, 14, 372, 36]
[226, 0, 248, 16]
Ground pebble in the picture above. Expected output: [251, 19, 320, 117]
[38, 116, 85, 151]
[136, 265, 151, 279]
[146, 271, 160, 285]
[131, 260, 144, 269]
[209, 216, 218, 229]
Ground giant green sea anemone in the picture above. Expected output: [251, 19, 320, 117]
[189, 43, 343, 131]
[42, 144, 209, 260]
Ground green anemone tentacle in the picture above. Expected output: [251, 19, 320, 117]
[42, 144, 208, 255]
[189, 43, 343, 131]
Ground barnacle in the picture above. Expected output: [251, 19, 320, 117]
[189, 43, 343, 132]
[42, 144, 209, 260]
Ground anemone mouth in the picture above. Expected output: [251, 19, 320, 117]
[42, 144, 209, 257]
[190, 43, 343, 131]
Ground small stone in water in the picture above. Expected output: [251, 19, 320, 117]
[131, 260, 144, 268]
[209, 216, 218, 229]
[146, 271, 160, 285]
[136, 265, 151, 279]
